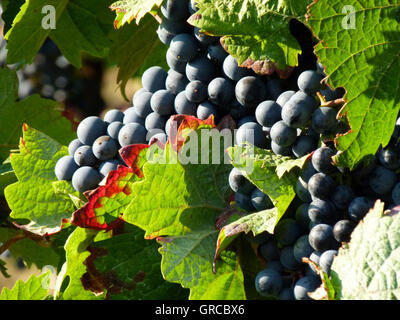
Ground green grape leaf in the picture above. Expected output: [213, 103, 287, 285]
[4, 125, 76, 236]
[83, 226, 189, 299]
[0, 271, 51, 300]
[108, 14, 166, 99]
[0, 68, 76, 163]
[123, 115, 247, 299]
[110, 0, 163, 27]
[0, 227, 61, 270]
[123, 117, 231, 239]
[55, 227, 106, 300]
[5, 0, 113, 67]
[307, 0, 400, 169]
[325, 200, 400, 300]
[227, 144, 305, 225]
[159, 231, 246, 300]
[215, 145, 307, 260]
[188, 0, 310, 76]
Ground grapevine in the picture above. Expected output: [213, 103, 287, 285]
[0, 0, 399, 302]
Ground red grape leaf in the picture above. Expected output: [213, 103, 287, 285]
[70, 144, 149, 231]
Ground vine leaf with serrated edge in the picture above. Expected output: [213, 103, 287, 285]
[188, 0, 311, 77]
[4, 124, 76, 236]
[307, 0, 400, 169]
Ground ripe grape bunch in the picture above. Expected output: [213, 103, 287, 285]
[53, 0, 400, 301]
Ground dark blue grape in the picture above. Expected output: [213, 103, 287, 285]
[107, 121, 124, 141]
[207, 77, 235, 105]
[194, 27, 217, 45]
[308, 173, 335, 200]
[311, 107, 338, 134]
[293, 276, 321, 300]
[271, 140, 292, 156]
[320, 86, 345, 101]
[311, 146, 336, 174]
[297, 70, 323, 95]
[99, 159, 123, 178]
[392, 182, 400, 205]
[157, 24, 175, 45]
[292, 136, 318, 158]
[133, 90, 153, 118]
[161, 0, 190, 21]
[276, 90, 296, 107]
[103, 109, 124, 123]
[158, 18, 191, 38]
[295, 177, 312, 202]
[77, 116, 107, 145]
[307, 251, 322, 276]
[118, 123, 147, 146]
[293, 235, 314, 263]
[235, 122, 268, 149]
[166, 69, 189, 96]
[369, 165, 397, 195]
[265, 79, 282, 100]
[166, 48, 187, 73]
[197, 101, 219, 121]
[300, 160, 318, 182]
[228, 167, 254, 195]
[170, 33, 199, 62]
[281, 91, 317, 128]
[333, 219, 355, 243]
[74, 145, 97, 167]
[150, 89, 175, 116]
[235, 76, 266, 108]
[280, 246, 303, 271]
[235, 192, 255, 211]
[265, 261, 284, 273]
[319, 250, 337, 275]
[270, 120, 297, 147]
[185, 80, 207, 103]
[259, 239, 279, 261]
[255, 268, 283, 298]
[222, 55, 253, 81]
[68, 139, 84, 156]
[255, 100, 281, 128]
[309, 224, 339, 252]
[250, 188, 273, 211]
[331, 185, 355, 209]
[142, 66, 168, 93]
[72, 166, 102, 193]
[307, 198, 339, 225]
[145, 112, 168, 131]
[186, 57, 217, 83]
[55, 155, 79, 181]
[275, 219, 303, 247]
[174, 91, 197, 115]
[348, 196, 374, 222]
[123, 107, 146, 126]
[279, 287, 295, 300]
[296, 203, 311, 230]
[92, 136, 118, 161]
[378, 148, 400, 170]
[207, 43, 228, 65]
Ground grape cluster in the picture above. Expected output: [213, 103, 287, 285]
[0, 36, 104, 117]
[52, 0, 399, 300]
